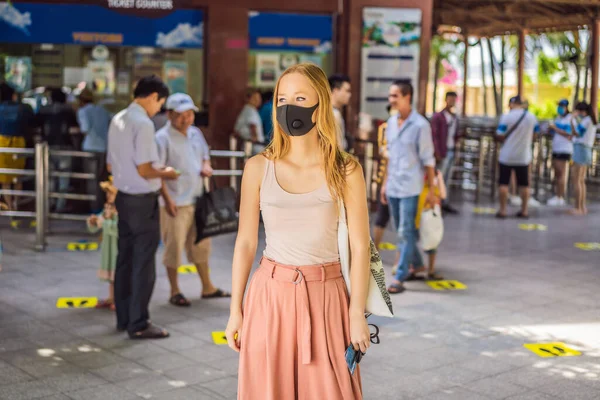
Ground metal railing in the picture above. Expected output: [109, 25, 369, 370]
[4, 129, 596, 250]
[0, 138, 250, 251]
[451, 119, 600, 203]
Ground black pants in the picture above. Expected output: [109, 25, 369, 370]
[374, 192, 391, 228]
[84, 152, 107, 213]
[114, 191, 160, 334]
[498, 163, 530, 187]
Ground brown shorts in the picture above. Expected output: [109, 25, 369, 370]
[160, 205, 211, 269]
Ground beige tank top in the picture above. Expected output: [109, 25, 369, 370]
[260, 159, 339, 266]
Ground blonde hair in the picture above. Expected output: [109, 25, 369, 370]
[263, 63, 358, 202]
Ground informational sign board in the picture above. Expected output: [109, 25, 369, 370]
[361, 8, 422, 121]
[248, 12, 332, 53]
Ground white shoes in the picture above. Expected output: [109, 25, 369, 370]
[509, 196, 522, 206]
[528, 197, 541, 208]
[509, 195, 541, 207]
[547, 196, 566, 207]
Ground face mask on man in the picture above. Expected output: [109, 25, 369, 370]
[557, 106, 566, 116]
[276, 104, 319, 137]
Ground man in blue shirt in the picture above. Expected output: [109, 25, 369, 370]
[381, 81, 437, 294]
[77, 88, 112, 212]
[107, 75, 179, 339]
[259, 91, 273, 143]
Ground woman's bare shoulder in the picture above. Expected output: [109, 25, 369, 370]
[243, 154, 269, 184]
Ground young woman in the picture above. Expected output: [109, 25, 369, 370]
[225, 63, 371, 400]
[548, 99, 573, 206]
[570, 102, 597, 215]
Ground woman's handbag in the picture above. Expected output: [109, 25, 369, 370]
[338, 200, 394, 318]
[195, 179, 239, 243]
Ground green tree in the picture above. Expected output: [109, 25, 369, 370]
[542, 30, 588, 104]
[430, 36, 458, 112]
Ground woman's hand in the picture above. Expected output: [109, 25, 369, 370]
[349, 311, 371, 354]
[225, 311, 243, 352]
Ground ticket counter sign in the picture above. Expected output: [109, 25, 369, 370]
[0, 1, 203, 48]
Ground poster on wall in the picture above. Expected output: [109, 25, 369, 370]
[116, 70, 131, 96]
[133, 48, 162, 84]
[361, 8, 422, 121]
[4, 57, 32, 93]
[64, 67, 91, 87]
[163, 61, 188, 95]
[299, 54, 323, 68]
[87, 60, 115, 95]
[255, 53, 280, 88]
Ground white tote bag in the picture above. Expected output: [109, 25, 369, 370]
[420, 204, 444, 251]
[338, 201, 394, 318]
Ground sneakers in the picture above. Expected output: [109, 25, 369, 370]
[547, 196, 566, 206]
[528, 197, 541, 208]
[509, 196, 522, 206]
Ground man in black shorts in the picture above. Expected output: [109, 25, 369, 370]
[495, 96, 540, 219]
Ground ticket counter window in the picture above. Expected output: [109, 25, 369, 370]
[0, 2, 205, 114]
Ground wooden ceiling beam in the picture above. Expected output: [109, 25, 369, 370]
[472, 20, 589, 37]
[526, 0, 599, 5]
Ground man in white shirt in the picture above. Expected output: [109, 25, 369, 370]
[156, 93, 231, 307]
[234, 88, 264, 155]
[328, 74, 352, 151]
[495, 96, 540, 219]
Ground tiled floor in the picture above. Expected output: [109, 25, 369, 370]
[0, 201, 599, 399]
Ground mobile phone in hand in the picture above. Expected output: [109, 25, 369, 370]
[345, 345, 363, 375]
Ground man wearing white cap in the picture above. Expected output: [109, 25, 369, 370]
[156, 93, 231, 307]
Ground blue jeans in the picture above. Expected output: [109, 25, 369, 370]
[389, 195, 423, 282]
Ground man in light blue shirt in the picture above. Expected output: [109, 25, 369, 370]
[381, 81, 437, 294]
[156, 93, 230, 306]
[77, 88, 112, 212]
[107, 75, 179, 340]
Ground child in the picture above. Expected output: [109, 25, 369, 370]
[86, 180, 118, 310]
[415, 169, 447, 281]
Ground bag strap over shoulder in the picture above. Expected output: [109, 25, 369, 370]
[503, 110, 528, 141]
[338, 198, 347, 224]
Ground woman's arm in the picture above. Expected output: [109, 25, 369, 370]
[344, 162, 373, 353]
[437, 170, 448, 200]
[553, 126, 572, 139]
[226, 155, 264, 351]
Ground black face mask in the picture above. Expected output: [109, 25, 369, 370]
[276, 103, 319, 137]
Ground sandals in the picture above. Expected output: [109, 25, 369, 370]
[426, 272, 444, 281]
[495, 212, 507, 219]
[95, 299, 116, 311]
[202, 288, 231, 299]
[516, 212, 529, 219]
[387, 283, 405, 294]
[129, 324, 170, 340]
[169, 293, 191, 307]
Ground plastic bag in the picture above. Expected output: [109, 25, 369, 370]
[420, 205, 444, 251]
